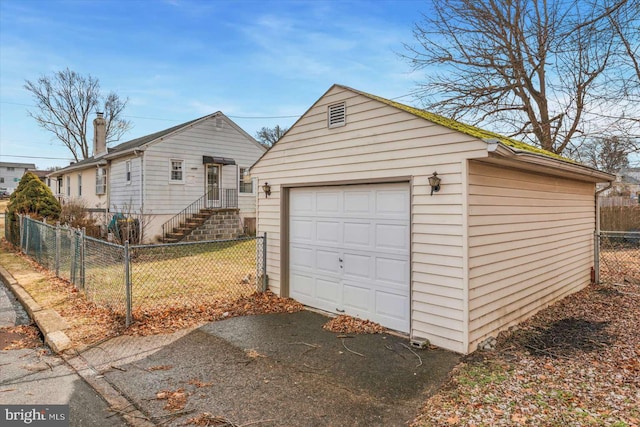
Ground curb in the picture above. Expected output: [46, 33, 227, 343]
[0, 259, 154, 426]
[0, 264, 72, 353]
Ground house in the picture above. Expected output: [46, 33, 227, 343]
[48, 112, 266, 242]
[0, 162, 36, 193]
[597, 167, 640, 207]
[249, 84, 614, 354]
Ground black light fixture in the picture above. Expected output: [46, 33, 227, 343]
[262, 182, 271, 198]
[428, 172, 441, 195]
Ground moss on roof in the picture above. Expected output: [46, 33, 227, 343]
[344, 86, 572, 163]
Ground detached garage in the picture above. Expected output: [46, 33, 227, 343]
[250, 84, 613, 354]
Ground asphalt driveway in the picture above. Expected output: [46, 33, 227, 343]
[98, 310, 460, 426]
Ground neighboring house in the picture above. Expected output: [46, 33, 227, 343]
[0, 162, 36, 193]
[249, 84, 614, 354]
[49, 112, 266, 242]
[598, 167, 640, 206]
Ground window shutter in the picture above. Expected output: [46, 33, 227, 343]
[328, 102, 346, 128]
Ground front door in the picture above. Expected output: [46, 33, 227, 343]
[206, 164, 220, 208]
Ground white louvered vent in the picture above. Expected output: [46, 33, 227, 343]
[215, 117, 224, 129]
[328, 102, 346, 128]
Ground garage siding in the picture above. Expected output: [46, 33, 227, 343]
[467, 161, 595, 350]
[251, 86, 488, 353]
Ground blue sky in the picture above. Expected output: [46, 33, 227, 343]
[0, 0, 428, 169]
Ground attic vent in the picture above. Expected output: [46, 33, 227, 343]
[215, 117, 224, 128]
[328, 102, 346, 128]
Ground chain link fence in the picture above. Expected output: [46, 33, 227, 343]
[13, 215, 266, 326]
[597, 232, 640, 284]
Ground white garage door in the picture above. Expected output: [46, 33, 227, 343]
[289, 183, 410, 332]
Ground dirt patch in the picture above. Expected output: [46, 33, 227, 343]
[0, 325, 42, 350]
[513, 317, 613, 358]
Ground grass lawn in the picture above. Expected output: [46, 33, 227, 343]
[82, 238, 259, 313]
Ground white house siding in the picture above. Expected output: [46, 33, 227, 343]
[251, 86, 488, 353]
[467, 161, 595, 351]
[54, 168, 107, 210]
[109, 155, 142, 212]
[141, 116, 265, 217]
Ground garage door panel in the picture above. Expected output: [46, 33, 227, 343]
[290, 245, 314, 269]
[290, 219, 314, 242]
[316, 249, 341, 275]
[375, 291, 409, 326]
[290, 273, 314, 298]
[376, 190, 409, 217]
[376, 257, 409, 285]
[343, 283, 371, 311]
[343, 191, 371, 215]
[316, 192, 340, 215]
[291, 192, 314, 213]
[343, 253, 372, 279]
[289, 183, 410, 333]
[343, 222, 371, 247]
[316, 220, 340, 244]
[316, 278, 340, 305]
[375, 224, 409, 250]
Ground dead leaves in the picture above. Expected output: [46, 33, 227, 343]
[323, 315, 386, 334]
[156, 388, 188, 411]
[127, 291, 303, 336]
[412, 281, 640, 426]
[0, 325, 42, 350]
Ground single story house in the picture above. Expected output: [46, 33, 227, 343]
[249, 84, 614, 354]
[48, 112, 266, 242]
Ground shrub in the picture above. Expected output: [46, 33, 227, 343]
[7, 172, 61, 225]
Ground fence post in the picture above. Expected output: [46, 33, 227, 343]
[124, 240, 132, 327]
[262, 232, 267, 292]
[55, 222, 61, 277]
[79, 227, 86, 290]
[594, 231, 600, 284]
[24, 217, 30, 255]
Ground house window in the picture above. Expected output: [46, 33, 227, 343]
[66, 176, 71, 196]
[0, 178, 4, 183]
[96, 167, 107, 195]
[170, 160, 184, 182]
[239, 168, 252, 193]
[328, 102, 346, 128]
[78, 174, 82, 196]
[126, 161, 131, 183]
[7, 167, 14, 172]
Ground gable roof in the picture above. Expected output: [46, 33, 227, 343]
[49, 112, 262, 177]
[251, 84, 614, 183]
[340, 85, 573, 162]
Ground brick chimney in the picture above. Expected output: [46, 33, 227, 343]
[93, 112, 107, 156]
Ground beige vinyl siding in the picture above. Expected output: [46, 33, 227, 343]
[251, 86, 488, 353]
[59, 168, 108, 209]
[142, 116, 265, 216]
[467, 161, 595, 350]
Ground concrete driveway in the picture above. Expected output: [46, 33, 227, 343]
[97, 311, 460, 426]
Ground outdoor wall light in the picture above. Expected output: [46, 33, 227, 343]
[428, 172, 441, 196]
[262, 182, 271, 198]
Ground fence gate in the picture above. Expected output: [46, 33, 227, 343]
[596, 231, 640, 284]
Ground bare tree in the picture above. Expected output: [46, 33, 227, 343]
[255, 125, 288, 147]
[404, 0, 639, 156]
[575, 136, 631, 173]
[24, 68, 132, 162]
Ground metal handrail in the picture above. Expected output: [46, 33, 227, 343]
[161, 187, 238, 242]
